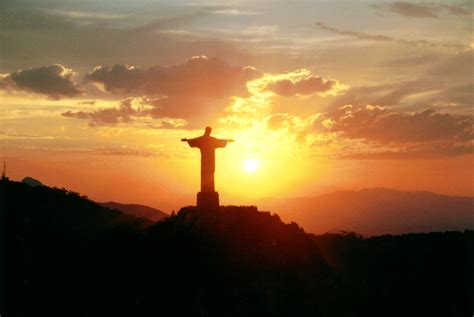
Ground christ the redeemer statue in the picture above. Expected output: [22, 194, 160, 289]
[181, 127, 234, 208]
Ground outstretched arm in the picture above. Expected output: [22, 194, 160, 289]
[181, 137, 202, 148]
[214, 138, 235, 148]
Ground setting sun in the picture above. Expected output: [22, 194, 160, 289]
[243, 159, 260, 173]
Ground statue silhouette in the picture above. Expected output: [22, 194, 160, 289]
[181, 127, 234, 208]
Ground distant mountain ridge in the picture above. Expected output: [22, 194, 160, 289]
[99, 201, 168, 222]
[12, 177, 474, 235]
[262, 188, 474, 236]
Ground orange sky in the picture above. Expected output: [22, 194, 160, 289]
[1, 1, 472, 211]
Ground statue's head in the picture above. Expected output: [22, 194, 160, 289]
[204, 127, 212, 136]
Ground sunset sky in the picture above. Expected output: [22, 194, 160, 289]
[1, 0, 472, 211]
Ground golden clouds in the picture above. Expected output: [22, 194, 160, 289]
[262, 69, 348, 97]
[221, 69, 348, 123]
[256, 104, 474, 160]
[2, 56, 472, 161]
[248, 69, 348, 97]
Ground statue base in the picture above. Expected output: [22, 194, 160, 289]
[197, 191, 219, 209]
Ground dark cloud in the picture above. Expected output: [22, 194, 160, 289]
[323, 106, 473, 143]
[62, 97, 187, 128]
[63, 97, 149, 127]
[86, 64, 144, 94]
[372, 2, 470, 18]
[264, 75, 337, 96]
[315, 22, 467, 50]
[1, 64, 81, 99]
[373, 2, 438, 18]
[439, 4, 470, 16]
[86, 56, 262, 97]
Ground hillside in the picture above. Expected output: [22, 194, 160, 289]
[17, 175, 168, 222]
[262, 188, 474, 236]
[1, 180, 472, 316]
[99, 201, 168, 222]
[1, 180, 151, 236]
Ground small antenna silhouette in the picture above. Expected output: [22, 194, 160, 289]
[1, 160, 7, 180]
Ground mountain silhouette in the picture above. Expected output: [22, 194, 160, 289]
[262, 188, 474, 236]
[1, 179, 472, 316]
[99, 201, 168, 222]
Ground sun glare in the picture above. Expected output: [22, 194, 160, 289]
[243, 159, 260, 173]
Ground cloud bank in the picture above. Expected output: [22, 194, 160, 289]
[62, 97, 187, 129]
[86, 56, 262, 98]
[323, 105, 473, 143]
[0, 64, 81, 99]
[267, 106, 473, 159]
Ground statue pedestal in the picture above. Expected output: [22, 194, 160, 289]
[197, 191, 219, 209]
